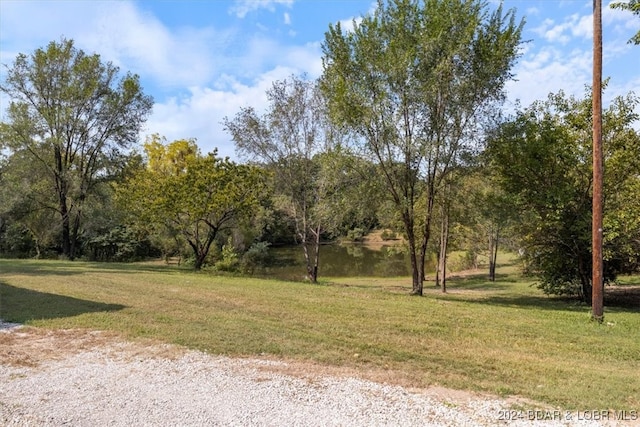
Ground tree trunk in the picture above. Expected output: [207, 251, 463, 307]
[194, 252, 206, 270]
[403, 213, 422, 295]
[311, 225, 321, 283]
[302, 241, 316, 283]
[59, 199, 72, 259]
[418, 188, 436, 285]
[436, 203, 449, 293]
[488, 228, 499, 281]
[54, 145, 73, 260]
[581, 274, 593, 305]
[70, 208, 82, 261]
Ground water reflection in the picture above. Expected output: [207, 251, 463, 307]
[253, 244, 436, 280]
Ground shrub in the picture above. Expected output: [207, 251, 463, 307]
[346, 227, 365, 242]
[380, 229, 396, 241]
[241, 241, 271, 274]
[215, 237, 240, 272]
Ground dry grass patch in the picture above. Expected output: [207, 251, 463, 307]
[0, 326, 186, 367]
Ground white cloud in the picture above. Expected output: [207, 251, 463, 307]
[0, 1, 223, 89]
[570, 14, 593, 39]
[526, 7, 540, 17]
[83, 2, 223, 89]
[145, 67, 301, 158]
[335, 1, 376, 33]
[533, 4, 640, 46]
[506, 46, 592, 107]
[284, 12, 292, 25]
[338, 16, 363, 33]
[1, 0, 325, 159]
[230, 0, 294, 18]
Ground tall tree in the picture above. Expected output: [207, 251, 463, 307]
[117, 136, 266, 270]
[224, 76, 342, 282]
[321, 0, 523, 294]
[487, 90, 640, 303]
[0, 38, 153, 259]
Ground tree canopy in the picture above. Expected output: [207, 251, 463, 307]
[486, 89, 640, 301]
[0, 38, 153, 259]
[321, 0, 523, 294]
[224, 75, 348, 282]
[116, 136, 267, 270]
[611, 0, 640, 44]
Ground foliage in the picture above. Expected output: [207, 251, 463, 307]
[380, 229, 397, 241]
[320, 0, 524, 294]
[0, 221, 35, 258]
[116, 136, 267, 270]
[487, 89, 640, 301]
[0, 38, 153, 259]
[224, 75, 350, 282]
[85, 225, 156, 262]
[215, 237, 241, 272]
[451, 168, 518, 279]
[346, 228, 366, 242]
[241, 241, 272, 274]
[611, 0, 640, 44]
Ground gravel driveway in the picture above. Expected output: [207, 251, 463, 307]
[0, 323, 612, 426]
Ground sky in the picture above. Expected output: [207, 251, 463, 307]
[1, 0, 639, 159]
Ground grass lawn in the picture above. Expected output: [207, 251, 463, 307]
[0, 255, 638, 411]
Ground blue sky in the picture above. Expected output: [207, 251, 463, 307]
[1, 0, 638, 158]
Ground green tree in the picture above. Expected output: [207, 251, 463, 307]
[487, 90, 640, 302]
[0, 38, 153, 259]
[117, 136, 266, 270]
[321, 0, 523, 294]
[611, 0, 640, 44]
[224, 76, 344, 282]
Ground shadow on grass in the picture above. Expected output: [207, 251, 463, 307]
[0, 258, 188, 276]
[450, 291, 639, 313]
[0, 282, 126, 324]
[440, 273, 513, 291]
[452, 294, 587, 311]
[605, 286, 640, 311]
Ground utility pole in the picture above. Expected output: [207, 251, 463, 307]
[592, 0, 604, 321]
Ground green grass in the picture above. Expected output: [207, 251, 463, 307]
[0, 256, 638, 411]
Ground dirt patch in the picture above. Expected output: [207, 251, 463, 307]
[0, 326, 185, 368]
[358, 229, 405, 248]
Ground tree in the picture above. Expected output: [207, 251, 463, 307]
[487, 90, 640, 303]
[611, 0, 640, 44]
[0, 38, 153, 259]
[321, 0, 523, 294]
[224, 76, 343, 282]
[0, 148, 59, 257]
[457, 169, 516, 281]
[117, 136, 266, 270]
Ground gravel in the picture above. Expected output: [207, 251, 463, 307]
[0, 323, 613, 426]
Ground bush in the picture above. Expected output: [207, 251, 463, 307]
[85, 226, 156, 262]
[380, 229, 396, 241]
[241, 241, 271, 274]
[215, 237, 240, 272]
[346, 228, 365, 242]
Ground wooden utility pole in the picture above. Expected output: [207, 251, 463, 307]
[592, 0, 604, 321]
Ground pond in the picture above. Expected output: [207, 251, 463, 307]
[253, 244, 437, 281]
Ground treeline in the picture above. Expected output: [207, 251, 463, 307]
[1, 0, 639, 303]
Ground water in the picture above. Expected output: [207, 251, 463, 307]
[253, 244, 436, 280]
